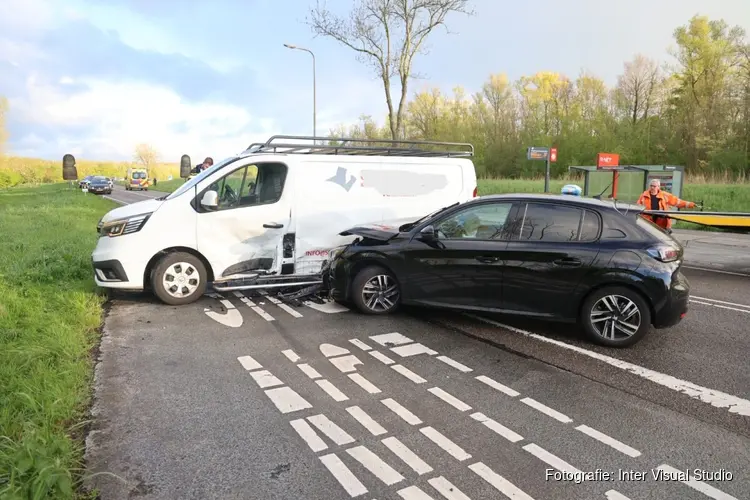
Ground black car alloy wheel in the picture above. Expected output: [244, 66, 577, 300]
[581, 286, 651, 347]
[352, 265, 400, 315]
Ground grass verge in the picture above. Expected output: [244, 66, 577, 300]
[0, 183, 115, 499]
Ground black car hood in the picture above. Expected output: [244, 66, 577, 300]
[89, 183, 109, 187]
[339, 224, 400, 242]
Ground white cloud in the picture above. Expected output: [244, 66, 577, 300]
[11, 77, 277, 161]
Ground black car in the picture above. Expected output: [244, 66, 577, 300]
[324, 194, 690, 347]
[87, 176, 113, 194]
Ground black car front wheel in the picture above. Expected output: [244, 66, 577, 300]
[581, 286, 652, 347]
[351, 265, 401, 315]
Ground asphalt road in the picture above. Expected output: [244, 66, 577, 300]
[102, 184, 167, 205]
[84, 187, 750, 500]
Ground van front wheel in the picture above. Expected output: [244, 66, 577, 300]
[151, 252, 207, 305]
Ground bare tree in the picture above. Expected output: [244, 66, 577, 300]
[308, 0, 473, 140]
[616, 54, 661, 125]
[133, 143, 160, 168]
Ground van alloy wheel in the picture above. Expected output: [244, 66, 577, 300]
[589, 294, 641, 340]
[361, 274, 399, 312]
[162, 261, 201, 298]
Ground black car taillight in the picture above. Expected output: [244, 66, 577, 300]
[647, 244, 680, 262]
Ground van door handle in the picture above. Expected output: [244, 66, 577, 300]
[263, 222, 284, 229]
[475, 255, 499, 263]
[554, 257, 582, 267]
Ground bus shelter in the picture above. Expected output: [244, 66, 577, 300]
[568, 165, 685, 204]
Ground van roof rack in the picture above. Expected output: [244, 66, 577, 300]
[242, 135, 474, 158]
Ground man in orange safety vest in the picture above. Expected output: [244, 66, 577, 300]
[636, 178, 696, 232]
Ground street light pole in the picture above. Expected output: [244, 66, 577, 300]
[284, 44, 316, 144]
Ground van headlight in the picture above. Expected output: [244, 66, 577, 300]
[100, 213, 151, 238]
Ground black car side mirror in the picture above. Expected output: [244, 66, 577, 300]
[419, 225, 437, 241]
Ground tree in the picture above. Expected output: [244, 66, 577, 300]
[308, 0, 473, 140]
[133, 143, 160, 168]
[616, 55, 661, 125]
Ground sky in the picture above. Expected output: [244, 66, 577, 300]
[1, 0, 749, 162]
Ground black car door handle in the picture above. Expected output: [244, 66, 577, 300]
[263, 223, 284, 229]
[554, 258, 582, 267]
[475, 255, 499, 263]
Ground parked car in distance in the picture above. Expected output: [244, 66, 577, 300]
[324, 193, 690, 347]
[87, 176, 113, 195]
[79, 175, 94, 189]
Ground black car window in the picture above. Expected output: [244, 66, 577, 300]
[579, 210, 601, 241]
[517, 203, 584, 242]
[435, 202, 513, 240]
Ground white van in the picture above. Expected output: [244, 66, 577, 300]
[92, 135, 478, 305]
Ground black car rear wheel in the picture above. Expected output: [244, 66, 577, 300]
[581, 286, 651, 347]
[351, 265, 401, 315]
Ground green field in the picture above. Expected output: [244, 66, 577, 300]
[0, 184, 114, 499]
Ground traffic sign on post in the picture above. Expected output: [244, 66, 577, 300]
[550, 148, 557, 163]
[527, 147, 549, 161]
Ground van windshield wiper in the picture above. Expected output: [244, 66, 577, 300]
[399, 202, 459, 232]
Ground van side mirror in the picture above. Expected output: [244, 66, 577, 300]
[201, 190, 219, 209]
[419, 225, 437, 241]
[180, 154, 192, 179]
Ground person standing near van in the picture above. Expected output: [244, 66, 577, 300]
[637, 179, 696, 232]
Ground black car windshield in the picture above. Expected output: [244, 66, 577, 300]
[399, 202, 459, 232]
[92, 176, 108, 183]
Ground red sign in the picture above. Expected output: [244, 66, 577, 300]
[550, 148, 557, 163]
[596, 153, 620, 169]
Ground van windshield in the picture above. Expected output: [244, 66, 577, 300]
[167, 156, 239, 199]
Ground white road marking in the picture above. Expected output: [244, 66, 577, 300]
[369, 332, 414, 347]
[264, 386, 313, 414]
[428, 476, 472, 500]
[298, 363, 322, 379]
[390, 343, 438, 357]
[397, 486, 435, 500]
[237, 355, 262, 371]
[348, 373, 381, 394]
[520, 397, 573, 423]
[435, 355, 472, 373]
[522, 443, 581, 474]
[470, 412, 523, 443]
[304, 300, 350, 313]
[290, 418, 328, 452]
[204, 299, 243, 327]
[102, 195, 125, 205]
[468, 313, 750, 417]
[420, 427, 471, 461]
[346, 406, 387, 436]
[475, 375, 520, 397]
[265, 295, 304, 317]
[575, 425, 641, 458]
[469, 462, 535, 500]
[391, 364, 427, 384]
[321, 343, 351, 358]
[369, 351, 395, 365]
[655, 464, 738, 500]
[692, 295, 750, 308]
[683, 265, 750, 277]
[316, 379, 349, 402]
[691, 299, 750, 314]
[282, 349, 300, 363]
[331, 354, 364, 373]
[605, 491, 631, 500]
[347, 445, 405, 486]
[237, 295, 275, 321]
[428, 387, 472, 412]
[382, 436, 433, 475]
[319, 453, 368, 497]
[381, 398, 422, 425]
[307, 414, 355, 446]
[249, 370, 284, 388]
[349, 339, 372, 351]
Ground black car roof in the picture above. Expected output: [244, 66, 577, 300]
[476, 193, 643, 214]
